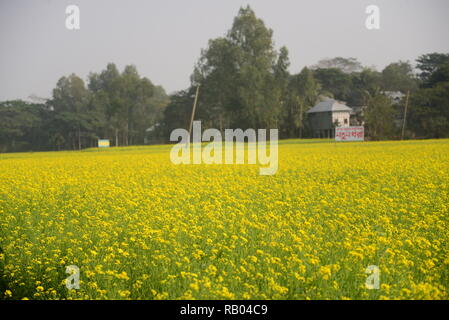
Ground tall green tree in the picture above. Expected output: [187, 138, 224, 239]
[51, 74, 91, 149]
[284, 67, 320, 137]
[381, 61, 417, 92]
[364, 93, 396, 139]
[193, 6, 286, 130]
[162, 89, 195, 137]
[349, 68, 382, 106]
[313, 68, 352, 102]
[409, 82, 449, 138]
[229, 6, 281, 128]
[408, 53, 449, 138]
[192, 37, 239, 132]
[312, 57, 363, 74]
[88, 63, 124, 146]
[120, 65, 155, 145]
[0, 100, 47, 152]
[416, 53, 449, 87]
[89, 63, 163, 146]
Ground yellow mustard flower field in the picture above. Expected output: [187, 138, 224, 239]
[0, 139, 448, 300]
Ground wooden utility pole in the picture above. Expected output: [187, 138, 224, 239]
[401, 90, 410, 140]
[298, 96, 303, 139]
[188, 85, 200, 140]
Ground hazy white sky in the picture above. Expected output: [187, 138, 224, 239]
[1, 0, 448, 101]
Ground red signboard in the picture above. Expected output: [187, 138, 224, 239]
[335, 126, 364, 141]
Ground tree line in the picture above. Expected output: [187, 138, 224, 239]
[1, 6, 448, 152]
[0, 64, 169, 152]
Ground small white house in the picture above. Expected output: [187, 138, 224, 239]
[381, 91, 405, 104]
[307, 98, 352, 138]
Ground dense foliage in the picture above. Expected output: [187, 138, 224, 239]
[0, 64, 169, 152]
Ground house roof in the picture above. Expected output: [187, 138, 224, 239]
[306, 99, 352, 113]
[382, 91, 405, 99]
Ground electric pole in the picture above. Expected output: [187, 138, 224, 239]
[401, 90, 410, 140]
[188, 85, 200, 141]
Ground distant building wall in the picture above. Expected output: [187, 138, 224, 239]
[308, 111, 351, 138]
[332, 111, 350, 127]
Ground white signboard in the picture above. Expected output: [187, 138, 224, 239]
[335, 126, 364, 141]
[98, 139, 110, 148]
